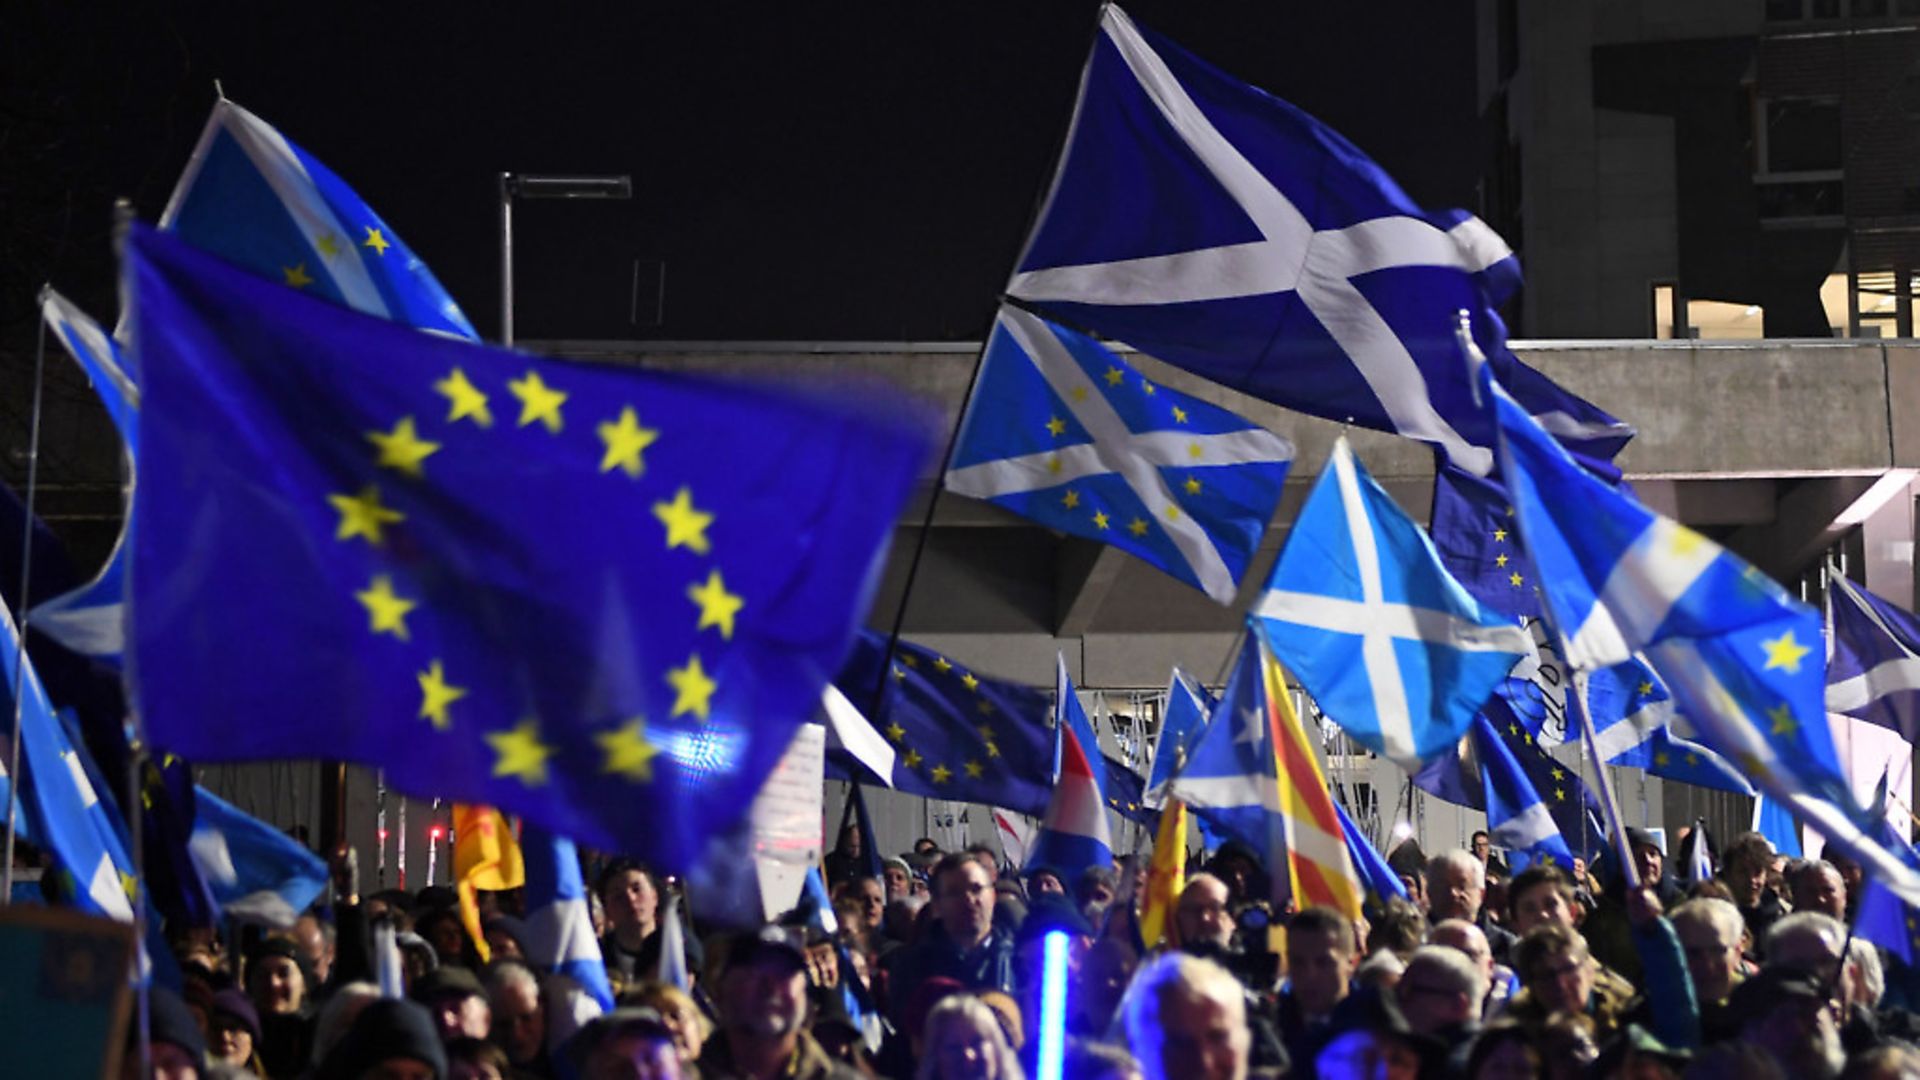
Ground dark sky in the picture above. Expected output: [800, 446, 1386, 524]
[5, 2, 1482, 345]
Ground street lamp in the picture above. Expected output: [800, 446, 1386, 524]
[498, 172, 633, 346]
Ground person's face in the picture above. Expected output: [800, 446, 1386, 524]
[885, 866, 912, 901]
[586, 1033, 683, 1080]
[1429, 924, 1492, 981]
[449, 1062, 506, 1080]
[1397, 968, 1471, 1035]
[1399, 874, 1426, 909]
[1748, 997, 1843, 1079]
[937, 862, 996, 946]
[607, 870, 658, 933]
[1510, 883, 1574, 936]
[841, 826, 862, 857]
[1631, 844, 1663, 885]
[1152, 990, 1248, 1080]
[656, 998, 706, 1063]
[1085, 881, 1116, 909]
[142, 1042, 200, 1080]
[855, 878, 885, 929]
[251, 954, 305, 1013]
[1175, 880, 1235, 950]
[1314, 1029, 1421, 1080]
[212, 1019, 254, 1067]
[1793, 866, 1846, 920]
[485, 928, 525, 963]
[1284, 928, 1352, 1017]
[1472, 835, 1490, 860]
[916, 839, 940, 856]
[1429, 865, 1482, 922]
[493, 980, 546, 1064]
[1571, 858, 1587, 881]
[293, 917, 334, 984]
[366, 1062, 438, 1080]
[433, 993, 492, 1041]
[931, 1017, 1001, 1080]
[1474, 1037, 1539, 1080]
[426, 917, 467, 962]
[1527, 949, 1594, 1015]
[1675, 919, 1740, 1003]
[721, 957, 809, 1038]
[1728, 857, 1767, 905]
[1030, 873, 1065, 899]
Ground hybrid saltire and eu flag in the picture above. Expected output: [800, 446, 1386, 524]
[1484, 360, 1920, 904]
[124, 225, 929, 872]
[1007, 5, 1629, 482]
[946, 304, 1292, 604]
[1027, 656, 1115, 878]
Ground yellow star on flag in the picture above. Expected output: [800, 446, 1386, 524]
[1164, 505, 1181, 522]
[933, 657, 953, 673]
[1767, 703, 1797, 736]
[1062, 489, 1080, 509]
[975, 700, 994, 716]
[687, 569, 744, 639]
[902, 654, 918, 668]
[1654, 751, 1671, 767]
[960, 673, 980, 692]
[417, 660, 466, 731]
[366, 417, 441, 478]
[1171, 406, 1188, 424]
[1047, 455, 1063, 475]
[930, 764, 953, 783]
[315, 232, 342, 257]
[1685, 753, 1700, 766]
[1070, 386, 1088, 402]
[1638, 682, 1654, 696]
[985, 741, 1001, 758]
[1128, 518, 1149, 537]
[1509, 572, 1524, 587]
[597, 719, 662, 782]
[1760, 630, 1811, 674]
[282, 262, 314, 288]
[1667, 525, 1707, 556]
[329, 486, 404, 546]
[653, 487, 714, 555]
[435, 368, 493, 427]
[667, 654, 717, 721]
[1140, 379, 1156, 396]
[886, 723, 906, 742]
[1104, 367, 1124, 386]
[487, 720, 554, 786]
[363, 226, 391, 255]
[1046, 416, 1066, 437]
[1184, 477, 1202, 495]
[1495, 553, 1509, 568]
[891, 665, 905, 681]
[977, 724, 995, 740]
[1092, 511, 1110, 531]
[508, 370, 567, 433]
[1187, 442, 1203, 460]
[355, 575, 417, 640]
[965, 761, 984, 779]
[903, 749, 924, 768]
[597, 406, 660, 477]
[1550, 767, 1565, 781]
[1554, 787, 1567, 801]
[1492, 528, 1507, 542]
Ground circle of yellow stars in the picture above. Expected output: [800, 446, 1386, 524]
[885, 650, 1001, 787]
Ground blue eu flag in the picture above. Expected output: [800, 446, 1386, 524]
[125, 226, 928, 871]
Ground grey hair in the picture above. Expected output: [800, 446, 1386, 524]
[1425, 849, 1484, 890]
[1118, 952, 1247, 1069]
[309, 981, 382, 1066]
[913, 994, 1026, 1080]
[1847, 936, 1885, 1008]
[1670, 898, 1744, 945]
[1404, 944, 1489, 1005]
[1764, 910, 1847, 961]
[486, 958, 541, 999]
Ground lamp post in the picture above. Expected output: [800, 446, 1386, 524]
[498, 172, 633, 346]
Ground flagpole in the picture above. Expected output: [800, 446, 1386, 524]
[1567, 670, 1641, 890]
[1, 295, 48, 905]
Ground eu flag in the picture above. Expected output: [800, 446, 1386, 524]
[1429, 461, 1539, 621]
[832, 632, 1055, 818]
[125, 226, 928, 872]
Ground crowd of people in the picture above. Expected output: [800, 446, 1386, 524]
[132, 821, 1920, 1080]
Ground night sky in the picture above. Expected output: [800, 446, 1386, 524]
[5, 3, 1482, 346]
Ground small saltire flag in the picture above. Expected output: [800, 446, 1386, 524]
[1677, 820, 1716, 885]
[1007, 6, 1629, 480]
[1853, 811, 1920, 965]
[1429, 461, 1540, 621]
[1139, 799, 1188, 948]
[1252, 436, 1528, 767]
[1486, 364, 1920, 903]
[188, 786, 329, 928]
[161, 98, 478, 340]
[34, 290, 137, 663]
[1146, 667, 1214, 807]
[831, 631, 1055, 818]
[1334, 800, 1408, 909]
[453, 804, 525, 962]
[1473, 715, 1575, 873]
[1467, 684, 1610, 863]
[1169, 627, 1361, 918]
[1826, 574, 1920, 741]
[125, 225, 928, 871]
[521, 826, 615, 1042]
[1028, 656, 1115, 878]
[945, 304, 1292, 604]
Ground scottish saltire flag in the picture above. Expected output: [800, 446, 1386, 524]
[161, 98, 477, 340]
[1827, 575, 1920, 740]
[1473, 715, 1575, 872]
[188, 787, 329, 928]
[1007, 6, 1629, 479]
[0, 596, 135, 921]
[1430, 462, 1540, 621]
[1482, 686, 1610, 862]
[1855, 812, 1920, 965]
[125, 226, 926, 870]
[34, 291, 137, 662]
[1677, 821, 1716, 884]
[1334, 801, 1408, 908]
[1486, 367, 1920, 902]
[1169, 628, 1361, 917]
[522, 827, 615, 1031]
[1145, 667, 1213, 806]
[946, 305, 1292, 603]
[831, 631, 1055, 817]
[1028, 656, 1115, 877]
[1253, 437, 1528, 767]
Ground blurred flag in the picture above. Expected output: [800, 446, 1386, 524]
[1677, 820, 1716, 884]
[452, 805, 524, 962]
[831, 631, 1055, 817]
[820, 683, 895, 788]
[994, 811, 1037, 869]
[1146, 667, 1214, 807]
[1334, 800, 1408, 909]
[946, 304, 1292, 603]
[1101, 754, 1156, 827]
[1473, 715, 1575, 873]
[1751, 795, 1804, 859]
[188, 786, 329, 928]
[1169, 627, 1360, 918]
[1007, 6, 1629, 478]
[1139, 799, 1188, 947]
[161, 98, 478, 340]
[1252, 436, 1527, 767]
[1827, 574, 1920, 741]
[656, 890, 690, 991]
[1028, 657, 1115, 877]
[1487, 363, 1920, 902]
[1429, 461, 1540, 620]
[521, 826, 614, 1039]
[843, 784, 886, 881]
[125, 226, 926, 870]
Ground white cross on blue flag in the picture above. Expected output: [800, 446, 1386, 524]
[1250, 437, 1529, 768]
[1827, 574, 1920, 741]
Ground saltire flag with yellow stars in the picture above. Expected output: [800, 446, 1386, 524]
[831, 631, 1056, 819]
[944, 304, 1292, 605]
[159, 97, 478, 341]
[1852, 800, 1920, 965]
[124, 226, 928, 872]
[1471, 713, 1575, 873]
[1485, 360, 1920, 904]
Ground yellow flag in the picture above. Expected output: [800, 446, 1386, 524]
[453, 804, 525, 962]
[1139, 799, 1189, 949]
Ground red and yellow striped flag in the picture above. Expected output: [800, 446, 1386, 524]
[453, 804, 524, 962]
[1139, 798, 1189, 948]
[1260, 633, 1363, 921]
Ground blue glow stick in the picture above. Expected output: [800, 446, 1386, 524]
[1038, 930, 1070, 1080]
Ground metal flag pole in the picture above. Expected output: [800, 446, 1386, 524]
[1568, 669, 1641, 889]
[1, 293, 48, 903]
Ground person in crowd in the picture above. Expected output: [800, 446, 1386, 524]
[965, 844, 1002, 880]
[568, 1008, 685, 1080]
[1822, 849, 1864, 920]
[1204, 845, 1266, 908]
[140, 986, 209, 1080]
[823, 823, 869, 886]
[481, 915, 528, 966]
[915, 993, 1025, 1080]
[1365, 899, 1429, 963]
[1720, 832, 1788, 953]
[1669, 896, 1746, 1039]
[445, 1037, 511, 1080]
[311, 982, 385, 1073]
[483, 960, 547, 1075]
[1727, 967, 1845, 1078]
[699, 927, 861, 1080]
[1075, 938, 1140, 1039]
[1506, 865, 1579, 938]
[209, 988, 267, 1078]
[914, 839, 942, 857]
[1786, 858, 1848, 921]
[1507, 923, 1635, 1042]
[412, 966, 492, 1043]
[1427, 850, 1516, 963]
[839, 875, 887, 937]
[1274, 906, 1357, 1067]
[890, 853, 1017, 1016]
[1077, 866, 1119, 917]
[884, 857, 916, 904]
[1310, 985, 1430, 1080]
[293, 913, 339, 988]
[625, 980, 712, 1073]
[417, 907, 472, 969]
[1471, 831, 1510, 878]
[1429, 919, 1517, 1018]
[597, 861, 703, 995]
[1173, 874, 1235, 955]
[1397, 944, 1488, 1058]
[1625, 828, 1684, 906]
[249, 937, 317, 1078]
[1025, 868, 1067, 901]
[1354, 950, 1407, 993]
[1120, 952, 1252, 1080]
[1461, 1021, 1538, 1079]
[318, 998, 449, 1080]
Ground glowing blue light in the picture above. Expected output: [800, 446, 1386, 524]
[660, 720, 745, 784]
[1037, 929, 1069, 1080]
